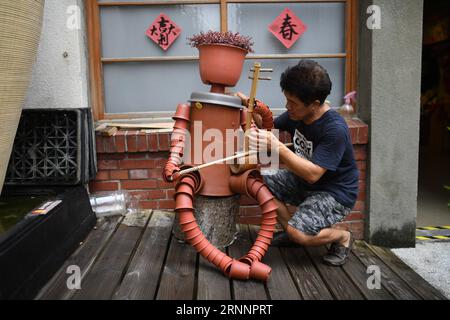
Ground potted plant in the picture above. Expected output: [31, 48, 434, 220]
[188, 31, 254, 90]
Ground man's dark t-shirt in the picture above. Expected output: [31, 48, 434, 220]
[274, 109, 359, 208]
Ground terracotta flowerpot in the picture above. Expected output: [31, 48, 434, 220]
[180, 221, 198, 232]
[173, 103, 191, 121]
[260, 200, 278, 213]
[249, 260, 271, 281]
[0, 1, 44, 193]
[258, 230, 274, 240]
[198, 44, 248, 88]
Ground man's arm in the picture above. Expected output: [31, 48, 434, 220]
[249, 128, 327, 184]
[278, 143, 327, 184]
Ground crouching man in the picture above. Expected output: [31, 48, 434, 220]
[239, 60, 359, 266]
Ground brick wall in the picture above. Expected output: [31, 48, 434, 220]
[90, 119, 368, 239]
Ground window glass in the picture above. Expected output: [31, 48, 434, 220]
[100, 5, 220, 58]
[228, 3, 345, 54]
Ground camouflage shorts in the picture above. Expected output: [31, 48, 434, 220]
[262, 169, 351, 236]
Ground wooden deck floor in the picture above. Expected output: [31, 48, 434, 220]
[36, 210, 447, 300]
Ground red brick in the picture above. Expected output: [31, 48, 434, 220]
[119, 159, 154, 169]
[109, 170, 129, 180]
[332, 222, 348, 231]
[353, 145, 367, 161]
[157, 179, 174, 189]
[345, 212, 365, 221]
[348, 221, 364, 240]
[137, 133, 148, 152]
[352, 200, 365, 212]
[129, 169, 149, 179]
[357, 126, 369, 144]
[148, 168, 162, 179]
[349, 127, 358, 145]
[115, 131, 126, 153]
[95, 136, 105, 153]
[359, 169, 366, 180]
[104, 137, 116, 153]
[356, 161, 367, 171]
[122, 179, 157, 190]
[166, 189, 176, 199]
[140, 200, 158, 209]
[359, 180, 367, 193]
[239, 206, 261, 216]
[148, 189, 165, 199]
[238, 216, 263, 225]
[240, 195, 258, 206]
[158, 199, 176, 209]
[98, 160, 118, 170]
[94, 171, 110, 181]
[89, 181, 119, 192]
[357, 189, 366, 201]
[148, 134, 158, 152]
[97, 153, 126, 160]
[152, 158, 167, 168]
[129, 191, 150, 201]
[126, 131, 138, 152]
[127, 153, 148, 159]
[158, 133, 170, 151]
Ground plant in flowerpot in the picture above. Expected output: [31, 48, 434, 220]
[188, 31, 254, 93]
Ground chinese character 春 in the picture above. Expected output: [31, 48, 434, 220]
[279, 13, 298, 41]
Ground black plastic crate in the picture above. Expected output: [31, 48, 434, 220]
[5, 109, 97, 185]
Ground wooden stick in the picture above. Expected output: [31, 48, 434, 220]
[245, 62, 261, 152]
[175, 142, 294, 178]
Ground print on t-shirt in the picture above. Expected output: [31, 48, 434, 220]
[293, 129, 313, 160]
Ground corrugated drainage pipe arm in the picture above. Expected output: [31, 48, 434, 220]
[163, 103, 191, 182]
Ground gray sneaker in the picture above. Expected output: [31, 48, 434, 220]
[323, 231, 354, 266]
[270, 231, 299, 247]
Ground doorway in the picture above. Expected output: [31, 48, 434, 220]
[418, 0, 450, 228]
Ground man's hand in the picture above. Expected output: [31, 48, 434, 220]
[235, 92, 264, 129]
[248, 127, 281, 153]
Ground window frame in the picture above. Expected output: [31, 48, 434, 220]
[86, 0, 358, 120]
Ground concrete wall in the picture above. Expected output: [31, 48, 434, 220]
[358, 0, 424, 247]
[24, 0, 89, 110]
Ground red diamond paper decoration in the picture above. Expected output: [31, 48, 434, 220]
[145, 13, 182, 51]
[268, 8, 307, 49]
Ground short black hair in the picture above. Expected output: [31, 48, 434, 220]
[280, 60, 332, 106]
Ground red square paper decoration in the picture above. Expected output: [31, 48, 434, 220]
[268, 8, 307, 49]
[145, 13, 182, 51]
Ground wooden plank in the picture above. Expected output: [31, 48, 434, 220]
[101, 53, 346, 64]
[197, 256, 232, 300]
[305, 246, 364, 300]
[71, 214, 150, 300]
[85, 0, 105, 120]
[229, 225, 268, 300]
[341, 251, 394, 300]
[248, 226, 301, 300]
[113, 211, 174, 300]
[101, 126, 118, 136]
[156, 236, 197, 300]
[100, 122, 174, 129]
[280, 246, 333, 300]
[364, 242, 447, 300]
[352, 241, 421, 300]
[36, 216, 123, 300]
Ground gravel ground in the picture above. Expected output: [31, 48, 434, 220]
[392, 241, 450, 299]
